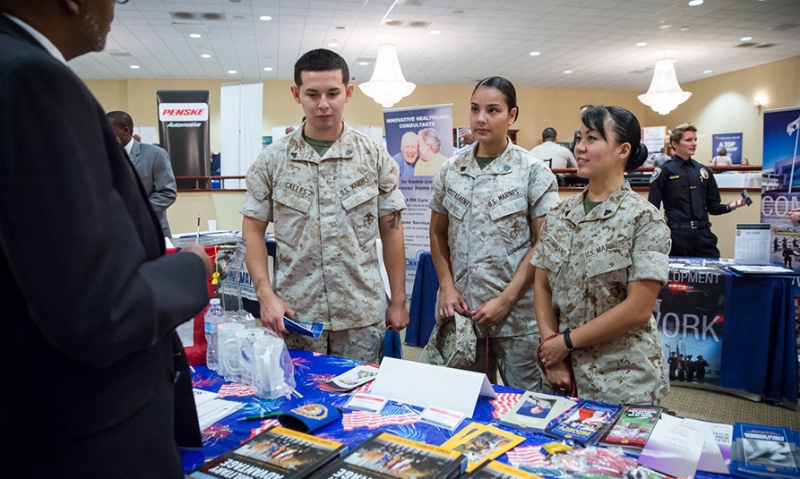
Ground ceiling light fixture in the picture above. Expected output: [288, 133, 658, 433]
[329, 42, 339, 47]
[358, 43, 416, 108]
[529, 51, 540, 56]
[358, 61, 369, 66]
[430, 30, 441, 35]
[688, 0, 703, 6]
[638, 58, 692, 115]
[201, 54, 211, 58]
[259, 15, 272, 21]
[704, 69, 712, 73]
[740, 36, 753, 41]
[130, 65, 140, 69]
[189, 33, 201, 38]
[636, 42, 647, 47]
[564, 70, 573, 74]
[227, 70, 237, 74]
[263, 67, 273, 71]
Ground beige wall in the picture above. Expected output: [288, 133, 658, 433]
[643, 56, 800, 165]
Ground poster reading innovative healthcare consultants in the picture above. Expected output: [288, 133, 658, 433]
[383, 104, 454, 294]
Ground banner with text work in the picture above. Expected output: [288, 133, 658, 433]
[383, 104, 454, 294]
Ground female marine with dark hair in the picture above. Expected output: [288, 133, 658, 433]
[428, 77, 559, 390]
[531, 106, 671, 404]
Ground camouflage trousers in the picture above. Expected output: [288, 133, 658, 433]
[283, 322, 385, 363]
[464, 333, 544, 392]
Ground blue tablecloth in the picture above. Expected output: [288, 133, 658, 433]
[184, 349, 731, 479]
[407, 253, 799, 404]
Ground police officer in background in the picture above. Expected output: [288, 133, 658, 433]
[648, 124, 746, 258]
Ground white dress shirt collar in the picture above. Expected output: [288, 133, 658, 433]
[124, 138, 134, 158]
[3, 14, 67, 65]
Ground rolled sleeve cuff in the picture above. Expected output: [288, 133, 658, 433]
[629, 251, 670, 285]
[378, 189, 406, 217]
[239, 191, 272, 223]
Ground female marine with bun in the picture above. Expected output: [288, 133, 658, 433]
[532, 106, 670, 404]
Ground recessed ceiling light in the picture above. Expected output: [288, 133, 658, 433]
[636, 42, 647, 47]
[227, 70, 237, 74]
[358, 61, 369, 66]
[430, 30, 441, 35]
[529, 51, 540, 56]
[263, 67, 273, 71]
[680, 26, 690, 31]
[564, 70, 573, 74]
[704, 69, 713, 73]
[688, 0, 703, 6]
[259, 15, 272, 21]
[328, 42, 339, 47]
[740, 36, 753, 41]
[659, 24, 671, 29]
[200, 54, 211, 58]
[189, 33, 201, 39]
[130, 65, 140, 69]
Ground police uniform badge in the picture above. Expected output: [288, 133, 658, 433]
[700, 168, 709, 181]
[650, 167, 661, 183]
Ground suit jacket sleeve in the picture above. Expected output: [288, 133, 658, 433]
[0, 50, 208, 368]
[148, 146, 177, 215]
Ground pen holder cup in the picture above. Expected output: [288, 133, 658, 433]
[216, 322, 245, 381]
[251, 334, 296, 399]
[221, 327, 268, 386]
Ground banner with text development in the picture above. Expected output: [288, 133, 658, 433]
[383, 104, 454, 294]
[655, 264, 725, 386]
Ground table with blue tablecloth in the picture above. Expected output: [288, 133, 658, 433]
[406, 252, 798, 406]
[184, 349, 733, 479]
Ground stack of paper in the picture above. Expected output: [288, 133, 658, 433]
[194, 388, 245, 430]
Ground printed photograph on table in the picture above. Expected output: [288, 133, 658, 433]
[441, 423, 524, 472]
[654, 262, 725, 387]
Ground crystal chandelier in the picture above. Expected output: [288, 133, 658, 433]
[638, 59, 692, 115]
[358, 43, 416, 108]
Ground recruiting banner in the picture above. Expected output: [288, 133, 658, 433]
[655, 264, 725, 386]
[642, 126, 667, 155]
[760, 106, 800, 355]
[711, 132, 743, 164]
[383, 104, 454, 293]
[157, 90, 210, 189]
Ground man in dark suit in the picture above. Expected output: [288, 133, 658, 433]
[107, 110, 178, 237]
[0, 1, 212, 477]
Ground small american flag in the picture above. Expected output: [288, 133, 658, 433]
[490, 393, 523, 418]
[506, 446, 548, 468]
[342, 403, 419, 431]
[353, 382, 373, 393]
[217, 383, 256, 397]
[247, 419, 281, 439]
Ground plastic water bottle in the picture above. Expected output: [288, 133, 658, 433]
[204, 298, 226, 371]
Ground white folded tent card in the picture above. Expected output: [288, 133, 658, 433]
[370, 357, 495, 418]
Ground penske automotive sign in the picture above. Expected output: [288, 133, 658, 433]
[159, 103, 208, 122]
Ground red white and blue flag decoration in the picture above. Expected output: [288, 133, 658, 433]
[506, 446, 549, 468]
[217, 383, 256, 397]
[342, 403, 419, 431]
[490, 393, 523, 418]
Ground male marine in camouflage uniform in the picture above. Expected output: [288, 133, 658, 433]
[532, 182, 670, 404]
[241, 49, 408, 362]
[429, 142, 558, 390]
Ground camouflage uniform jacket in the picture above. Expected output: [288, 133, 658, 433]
[429, 141, 559, 338]
[531, 182, 671, 404]
[240, 122, 406, 331]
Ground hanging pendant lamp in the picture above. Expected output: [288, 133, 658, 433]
[358, 43, 416, 108]
[638, 58, 692, 115]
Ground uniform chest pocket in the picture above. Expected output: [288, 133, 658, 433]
[536, 237, 566, 277]
[585, 250, 631, 297]
[489, 197, 530, 255]
[340, 184, 380, 247]
[273, 188, 313, 245]
[443, 193, 469, 221]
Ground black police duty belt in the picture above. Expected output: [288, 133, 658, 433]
[668, 220, 712, 230]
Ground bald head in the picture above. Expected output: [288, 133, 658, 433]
[0, 0, 117, 60]
[106, 110, 133, 145]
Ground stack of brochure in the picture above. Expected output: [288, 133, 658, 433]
[318, 364, 380, 393]
[543, 399, 622, 445]
[495, 391, 577, 434]
[598, 405, 667, 454]
[730, 422, 800, 479]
